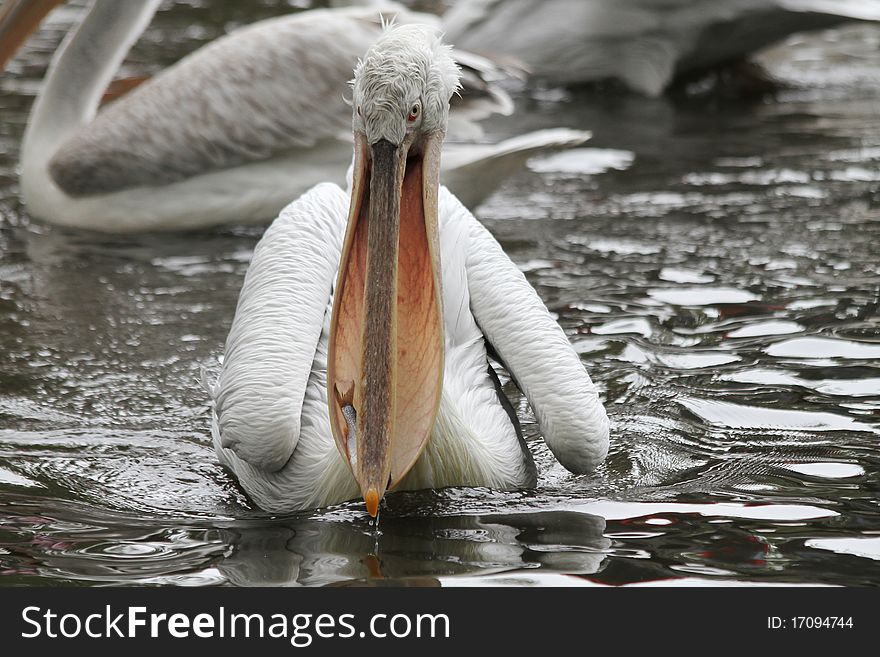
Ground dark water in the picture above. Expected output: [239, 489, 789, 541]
[0, 2, 878, 586]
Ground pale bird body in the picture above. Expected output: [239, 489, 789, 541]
[443, 0, 880, 96]
[1, 0, 589, 232]
[208, 26, 608, 514]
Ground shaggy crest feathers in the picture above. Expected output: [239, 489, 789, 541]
[351, 24, 461, 144]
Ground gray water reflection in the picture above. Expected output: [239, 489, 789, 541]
[1, 491, 609, 586]
[219, 510, 608, 587]
[0, 3, 878, 586]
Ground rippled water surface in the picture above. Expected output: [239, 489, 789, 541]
[1, 2, 878, 586]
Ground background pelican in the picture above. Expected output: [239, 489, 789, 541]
[443, 0, 880, 96]
[207, 25, 609, 515]
[0, 0, 588, 232]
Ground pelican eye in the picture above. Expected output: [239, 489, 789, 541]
[407, 103, 420, 122]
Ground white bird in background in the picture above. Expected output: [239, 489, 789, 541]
[208, 25, 609, 515]
[443, 0, 880, 96]
[0, 0, 588, 232]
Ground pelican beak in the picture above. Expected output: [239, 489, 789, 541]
[328, 131, 445, 517]
[0, 0, 64, 70]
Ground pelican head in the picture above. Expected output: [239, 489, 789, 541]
[350, 24, 461, 147]
[328, 25, 461, 516]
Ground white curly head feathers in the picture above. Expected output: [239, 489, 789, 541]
[352, 24, 461, 145]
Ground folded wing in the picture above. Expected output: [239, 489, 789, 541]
[211, 183, 348, 471]
[447, 187, 609, 473]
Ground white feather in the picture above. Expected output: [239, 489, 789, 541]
[211, 183, 607, 512]
[213, 183, 348, 472]
[17, 2, 581, 232]
[443, 0, 880, 96]
[455, 187, 610, 473]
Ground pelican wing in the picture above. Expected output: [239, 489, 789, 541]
[444, 48, 518, 140]
[444, 0, 880, 95]
[48, 8, 386, 197]
[443, 0, 683, 95]
[211, 183, 348, 472]
[777, 0, 880, 20]
[441, 128, 590, 208]
[443, 188, 609, 473]
[47, 4, 514, 198]
[674, 0, 880, 74]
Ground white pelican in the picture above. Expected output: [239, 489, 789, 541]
[207, 25, 609, 515]
[443, 0, 880, 96]
[0, 0, 589, 232]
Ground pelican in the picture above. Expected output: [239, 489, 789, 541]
[207, 25, 609, 515]
[443, 0, 880, 96]
[0, 0, 589, 232]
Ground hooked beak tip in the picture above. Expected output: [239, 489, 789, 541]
[364, 488, 380, 518]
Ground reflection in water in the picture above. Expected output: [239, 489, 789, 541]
[0, 4, 878, 586]
[0, 491, 608, 586]
[219, 510, 608, 587]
